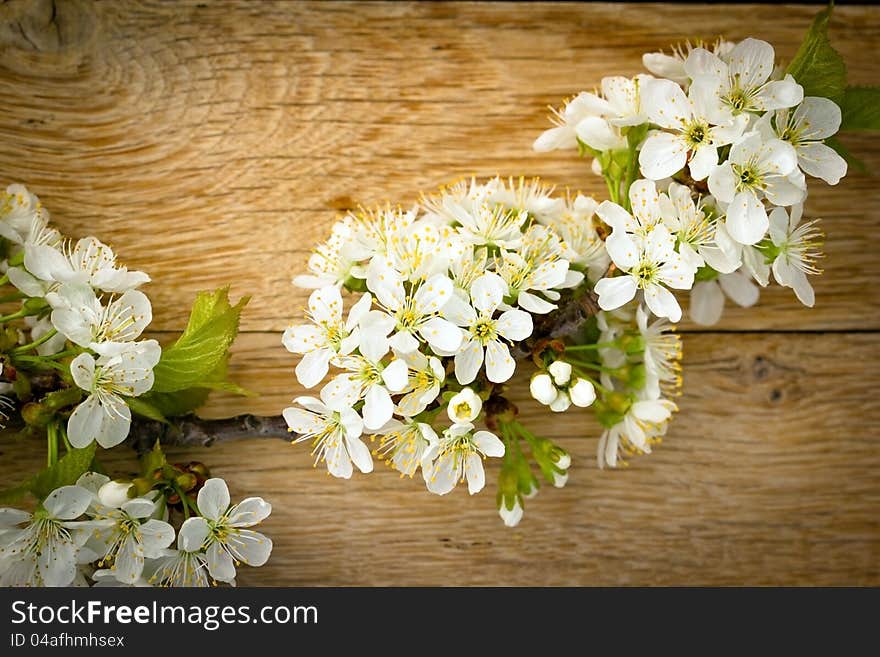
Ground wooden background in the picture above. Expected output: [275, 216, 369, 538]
[0, 1, 878, 585]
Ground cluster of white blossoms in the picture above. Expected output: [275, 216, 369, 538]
[0, 476, 271, 587]
[286, 34, 846, 527]
[0, 183, 159, 449]
[0, 185, 275, 586]
[284, 177, 602, 516]
[536, 37, 841, 325]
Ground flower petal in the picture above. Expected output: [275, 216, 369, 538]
[454, 339, 484, 385]
[595, 275, 638, 311]
[465, 453, 485, 495]
[689, 281, 725, 326]
[473, 430, 505, 458]
[197, 478, 231, 521]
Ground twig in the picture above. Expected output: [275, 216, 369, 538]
[127, 414, 291, 456]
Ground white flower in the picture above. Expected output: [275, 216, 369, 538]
[708, 131, 803, 245]
[642, 38, 736, 86]
[396, 350, 445, 417]
[594, 223, 694, 322]
[67, 340, 162, 449]
[375, 419, 438, 477]
[768, 205, 822, 307]
[636, 305, 682, 399]
[494, 225, 579, 314]
[88, 497, 175, 585]
[0, 184, 50, 246]
[421, 423, 505, 495]
[485, 176, 565, 225]
[689, 269, 760, 326]
[569, 378, 597, 407]
[373, 216, 462, 283]
[445, 272, 532, 384]
[293, 219, 364, 289]
[179, 478, 272, 584]
[47, 285, 152, 350]
[365, 266, 462, 355]
[148, 531, 210, 587]
[282, 285, 372, 388]
[597, 398, 677, 468]
[758, 96, 847, 185]
[550, 194, 610, 281]
[321, 335, 408, 430]
[660, 183, 738, 273]
[0, 485, 92, 587]
[447, 387, 482, 424]
[283, 387, 372, 478]
[639, 77, 748, 181]
[533, 92, 606, 152]
[685, 38, 803, 116]
[24, 236, 149, 293]
[446, 197, 526, 250]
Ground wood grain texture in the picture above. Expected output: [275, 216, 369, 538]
[0, 1, 879, 585]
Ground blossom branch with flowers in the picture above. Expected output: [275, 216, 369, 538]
[281, 5, 878, 526]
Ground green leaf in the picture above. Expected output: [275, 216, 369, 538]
[785, 4, 847, 105]
[826, 135, 867, 174]
[151, 287, 248, 393]
[840, 86, 880, 131]
[143, 388, 211, 418]
[124, 396, 167, 424]
[30, 444, 97, 499]
[140, 440, 167, 477]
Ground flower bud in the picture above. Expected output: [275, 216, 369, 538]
[131, 477, 154, 497]
[569, 378, 596, 407]
[548, 360, 572, 386]
[448, 387, 482, 423]
[21, 402, 50, 427]
[549, 445, 571, 470]
[98, 480, 133, 508]
[549, 390, 571, 413]
[529, 373, 556, 405]
[498, 497, 523, 527]
[175, 473, 198, 492]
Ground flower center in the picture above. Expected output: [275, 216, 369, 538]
[684, 122, 709, 148]
[632, 260, 658, 288]
[733, 163, 764, 191]
[471, 318, 497, 344]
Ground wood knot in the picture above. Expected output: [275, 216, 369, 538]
[0, 0, 96, 55]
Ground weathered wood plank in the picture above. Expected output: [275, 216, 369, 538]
[0, 1, 877, 331]
[1, 331, 877, 585]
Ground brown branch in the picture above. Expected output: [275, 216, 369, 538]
[127, 414, 291, 456]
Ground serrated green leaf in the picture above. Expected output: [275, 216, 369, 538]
[785, 4, 847, 105]
[825, 136, 867, 174]
[151, 288, 248, 393]
[30, 444, 97, 500]
[124, 396, 167, 424]
[140, 440, 166, 477]
[840, 86, 880, 131]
